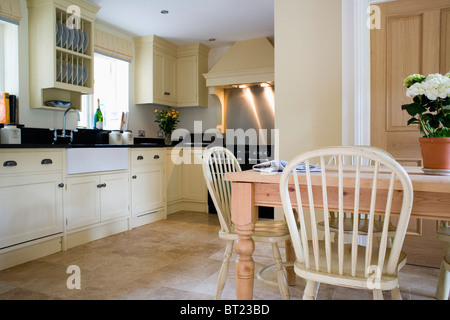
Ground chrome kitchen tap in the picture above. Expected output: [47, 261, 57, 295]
[53, 107, 80, 144]
[63, 107, 80, 138]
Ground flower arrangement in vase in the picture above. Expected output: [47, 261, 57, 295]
[154, 108, 180, 145]
[402, 72, 450, 170]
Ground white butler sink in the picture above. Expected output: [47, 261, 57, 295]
[66, 148, 129, 175]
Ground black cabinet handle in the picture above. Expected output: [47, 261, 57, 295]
[164, 92, 171, 96]
[58, 183, 65, 188]
[41, 159, 53, 165]
[3, 161, 17, 167]
[97, 183, 107, 188]
[132, 175, 137, 180]
[137, 156, 144, 161]
[154, 155, 160, 160]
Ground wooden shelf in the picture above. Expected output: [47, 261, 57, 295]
[56, 47, 92, 60]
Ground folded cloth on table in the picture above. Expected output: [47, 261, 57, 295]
[252, 159, 321, 173]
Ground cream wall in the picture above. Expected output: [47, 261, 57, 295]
[274, 0, 343, 161]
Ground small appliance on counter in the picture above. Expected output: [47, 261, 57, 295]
[0, 124, 21, 144]
[122, 130, 133, 145]
[109, 130, 123, 145]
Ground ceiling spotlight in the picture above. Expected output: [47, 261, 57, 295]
[239, 85, 247, 89]
[260, 83, 270, 88]
[161, 10, 169, 14]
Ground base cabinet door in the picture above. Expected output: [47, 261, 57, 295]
[182, 149, 207, 202]
[65, 175, 101, 230]
[131, 166, 165, 217]
[0, 174, 64, 249]
[65, 172, 130, 230]
[100, 173, 129, 221]
[166, 150, 183, 203]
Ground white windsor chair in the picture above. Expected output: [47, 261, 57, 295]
[279, 146, 414, 300]
[320, 148, 397, 246]
[202, 146, 292, 300]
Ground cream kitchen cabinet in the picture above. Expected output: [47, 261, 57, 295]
[134, 35, 210, 108]
[166, 148, 208, 214]
[182, 148, 207, 203]
[64, 172, 129, 231]
[154, 49, 177, 105]
[130, 148, 166, 227]
[134, 35, 178, 106]
[27, 0, 99, 111]
[166, 149, 183, 204]
[0, 149, 64, 250]
[177, 44, 210, 108]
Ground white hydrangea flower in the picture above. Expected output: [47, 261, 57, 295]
[426, 73, 444, 81]
[404, 72, 450, 100]
[406, 82, 424, 98]
[419, 75, 450, 100]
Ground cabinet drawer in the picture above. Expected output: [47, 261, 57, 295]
[131, 149, 165, 166]
[0, 150, 63, 175]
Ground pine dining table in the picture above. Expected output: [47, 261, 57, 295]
[225, 166, 450, 300]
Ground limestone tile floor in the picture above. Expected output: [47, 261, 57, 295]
[0, 211, 442, 300]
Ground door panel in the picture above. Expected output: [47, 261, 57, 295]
[101, 173, 129, 222]
[0, 174, 63, 249]
[65, 175, 100, 230]
[371, 0, 450, 267]
[441, 8, 450, 73]
[386, 15, 423, 132]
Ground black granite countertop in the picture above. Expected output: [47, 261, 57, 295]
[0, 143, 169, 149]
[0, 142, 212, 149]
[0, 127, 215, 149]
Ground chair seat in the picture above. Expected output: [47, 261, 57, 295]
[294, 240, 407, 291]
[318, 218, 397, 235]
[219, 220, 292, 243]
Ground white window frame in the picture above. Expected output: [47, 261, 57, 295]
[342, 0, 397, 147]
[0, 19, 19, 95]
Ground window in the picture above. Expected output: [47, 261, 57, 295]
[0, 20, 19, 95]
[80, 53, 129, 130]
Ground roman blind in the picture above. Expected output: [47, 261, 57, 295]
[0, 0, 21, 24]
[94, 28, 133, 62]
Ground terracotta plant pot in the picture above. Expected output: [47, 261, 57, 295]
[419, 137, 450, 169]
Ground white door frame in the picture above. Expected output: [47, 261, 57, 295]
[342, 0, 396, 146]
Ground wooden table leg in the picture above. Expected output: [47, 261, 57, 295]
[285, 239, 296, 286]
[231, 182, 258, 300]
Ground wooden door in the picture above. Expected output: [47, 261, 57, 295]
[371, 0, 450, 267]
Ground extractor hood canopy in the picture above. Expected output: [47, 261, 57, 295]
[203, 38, 274, 88]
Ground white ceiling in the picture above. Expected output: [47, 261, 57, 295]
[86, 0, 274, 48]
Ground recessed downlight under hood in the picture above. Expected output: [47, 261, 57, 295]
[203, 38, 274, 88]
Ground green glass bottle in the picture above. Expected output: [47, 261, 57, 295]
[94, 99, 103, 130]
